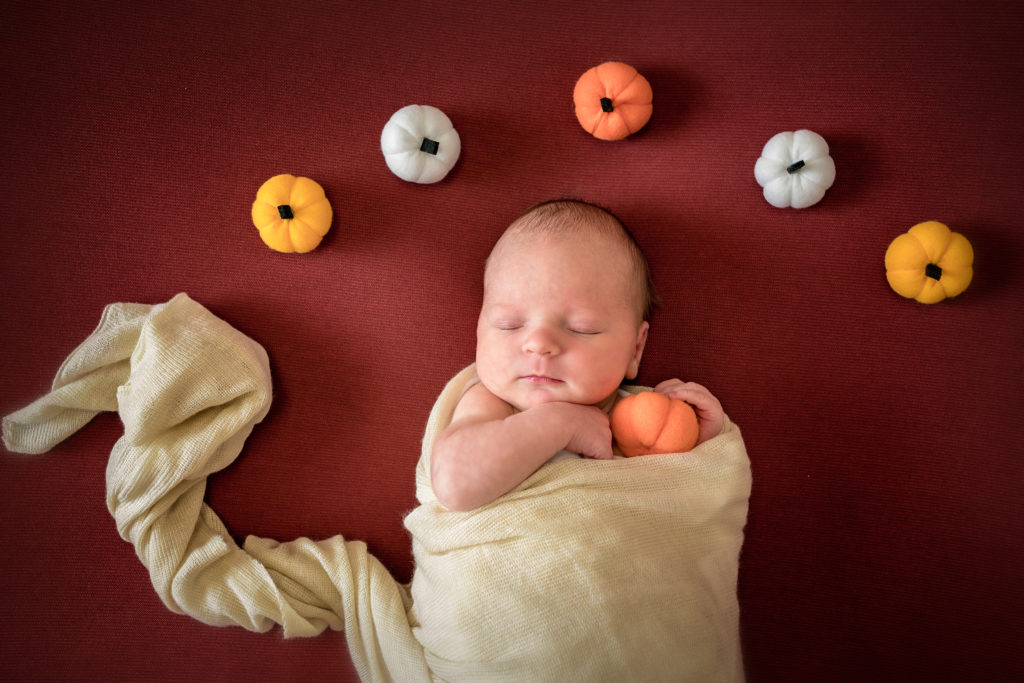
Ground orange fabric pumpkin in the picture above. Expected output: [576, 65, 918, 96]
[611, 391, 699, 458]
[251, 175, 333, 253]
[573, 62, 653, 141]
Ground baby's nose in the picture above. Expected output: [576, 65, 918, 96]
[522, 327, 560, 355]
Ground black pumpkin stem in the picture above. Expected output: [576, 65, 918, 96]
[277, 205, 294, 220]
[420, 137, 440, 155]
[787, 160, 806, 174]
[925, 263, 943, 281]
[600, 97, 614, 112]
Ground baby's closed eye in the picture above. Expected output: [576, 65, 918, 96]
[566, 320, 603, 335]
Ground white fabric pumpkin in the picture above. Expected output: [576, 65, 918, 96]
[380, 105, 461, 183]
[754, 129, 836, 208]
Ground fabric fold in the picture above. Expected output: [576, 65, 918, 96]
[2, 301, 153, 455]
[407, 366, 751, 682]
[2, 294, 429, 683]
[4, 293, 751, 682]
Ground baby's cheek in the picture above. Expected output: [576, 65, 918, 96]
[473, 354, 506, 393]
[582, 375, 626, 407]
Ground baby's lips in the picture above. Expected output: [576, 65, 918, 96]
[524, 375, 562, 384]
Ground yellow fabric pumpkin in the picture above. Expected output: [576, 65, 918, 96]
[251, 175, 332, 253]
[885, 221, 973, 303]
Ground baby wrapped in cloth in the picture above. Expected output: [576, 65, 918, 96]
[3, 294, 752, 682]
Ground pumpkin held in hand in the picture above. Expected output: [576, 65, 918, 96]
[380, 105, 461, 183]
[573, 62, 653, 141]
[251, 175, 332, 253]
[885, 221, 974, 303]
[754, 129, 836, 208]
[611, 391, 699, 458]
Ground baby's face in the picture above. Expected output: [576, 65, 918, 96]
[476, 230, 648, 412]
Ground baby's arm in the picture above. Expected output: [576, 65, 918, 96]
[653, 379, 725, 445]
[431, 382, 613, 511]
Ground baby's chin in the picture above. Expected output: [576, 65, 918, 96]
[477, 369, 617, 412]
[492, 384, 568, 412]
[514, 392, 563, 411]
[509, 386, 619, 414]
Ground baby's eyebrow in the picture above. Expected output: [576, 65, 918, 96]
[564, 304, 606, 318]
[482, 302, 520, 315]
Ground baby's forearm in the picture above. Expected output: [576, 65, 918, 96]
[431, 406, 571, 511]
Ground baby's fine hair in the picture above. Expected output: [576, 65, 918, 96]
[502, 199, 659, 321]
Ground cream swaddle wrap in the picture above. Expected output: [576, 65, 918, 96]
[3, 294, 751, 682]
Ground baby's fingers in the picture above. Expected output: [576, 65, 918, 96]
[655, 380, 724, 443]
[655, 379, 712, 404]
[577, 434, 614, 460]
[565, 405, 614, 460]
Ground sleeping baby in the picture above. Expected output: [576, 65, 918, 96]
[3, 199, 751, 682]
[432, 199, 725, 510]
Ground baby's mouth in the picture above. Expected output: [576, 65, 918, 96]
[523, 375, 563, 385]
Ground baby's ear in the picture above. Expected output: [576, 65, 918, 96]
[626, 321, 649, 379]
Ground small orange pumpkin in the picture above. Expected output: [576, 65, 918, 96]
[611, 391, 699, 458]
[885, 221, 974, 303]
[251, 174, 333, 253]
[573, 62, 653, 141]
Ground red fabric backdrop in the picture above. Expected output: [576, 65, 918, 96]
[2, 1, 1021, 680]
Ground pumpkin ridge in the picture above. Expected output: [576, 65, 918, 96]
[927, 229, 954, 264]
[886, 233, 928, 271]
[616, 103, 650, 134]
[615, 67, 643, 100]
[593, 62, 629, 98]
[289, 195, 326, 212]
[389, 119, 422, 145]
[793, 173, 824, 191]
[291, 217, 328, 253]
[260, 174, 295, 203]
[754, 158, 787, 181]
[907, 230, 929, 261]
[918, 278, 945, 303]
[940, 234, 974, 277]
[910, 222, 953, 263]
[931, 236, 955, 266]
[644, 393, 670, 448]
[261, 220, 294, 253]
[289, 217, 309, 238]
[289, 179, 327, 210]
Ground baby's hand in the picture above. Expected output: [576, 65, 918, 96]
[653, 379, 724, 445]
[535, 402, 614, 460]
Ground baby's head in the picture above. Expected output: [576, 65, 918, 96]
[476, 199, 655, 411]
[488, 200, 657, 323]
